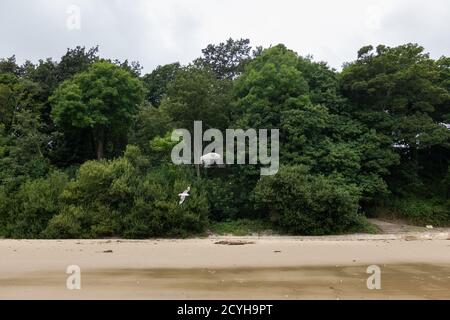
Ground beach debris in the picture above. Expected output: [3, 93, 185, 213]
[426, 225, 434, 229]
[178, 187, 190, 205]
[274, 250, 282, 253]
[102, 250, 113, 253]
[214, 240, 255, 246]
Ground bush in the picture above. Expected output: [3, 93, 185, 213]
[2, 170, 68, 238]
[209, 218, 273, 236]
[199, 177, 239, 221]
[254, 165, 362, 235]
[372, 197, 449, 226]
[0, 186, 8, 236]
[121, 165, 209, 238]
[45, 146, 209, 238]
[44, 205, 83, 239]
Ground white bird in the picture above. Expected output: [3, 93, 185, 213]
[439, 122, 450, 130]
[200, 152, 222, 167]
[178, 187, 190, 205]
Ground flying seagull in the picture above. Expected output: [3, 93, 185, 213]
[178, 187, 190, 205]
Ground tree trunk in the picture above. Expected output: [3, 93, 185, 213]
[94, 126, 105, 160]
[195, 164, 200, 178]
[96, 138, 104, 160]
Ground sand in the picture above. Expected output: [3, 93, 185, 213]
[0, 236, 449, 299]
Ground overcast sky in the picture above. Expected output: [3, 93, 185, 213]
[1, 0, 449, 74]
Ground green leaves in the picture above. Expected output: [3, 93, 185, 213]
[50, 61, 144, 159]
[341, 43, 450, 198]
[196, 38, 252, 80]
[160, 65, 232, 132]
[52, 61, 144, 129]
[40, 148, 210, 239]
[142, 62, 180, 106]
[254, 165, 362, 235]
[2, 170, 68, 238]
[1, 41, 450, 237]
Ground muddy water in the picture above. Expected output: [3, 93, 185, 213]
[1, 264, 449, 299]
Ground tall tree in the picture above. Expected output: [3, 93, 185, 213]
[57, 46, 100, 82]
[160, 65, 232, 132]
[340, 44, 450, 195]
[50, 61, 144, 160]
[0, 56, 21, 76]
[142, 62, 180, 107]
[234, 44, 398, 201]
[196, 38, 252, 80]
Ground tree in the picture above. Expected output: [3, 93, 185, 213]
[340, 44, 450, 195]
[110, 59, 142, 77]
[142, 62, 180, 106]
[0, 73, 51, 187]
[195, 38, 252, 79]
[50, 61, 144, 160]
[0, 73, 43, 131]
[234, 44, 310, 129]
[297, 56, 346, 114]
[160, 65, 232, 132]
[0, 56, 21, 76]
[233, 44, 399, 202]
[128, 104, 172, 154]
[56, 46, 99, 82]
[340, 44, 449, 139]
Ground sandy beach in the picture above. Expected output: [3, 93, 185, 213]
[1, 232, 449, 300]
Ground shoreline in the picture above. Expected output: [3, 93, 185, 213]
[1, 235, 450, 299]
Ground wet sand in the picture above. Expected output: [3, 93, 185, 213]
[0, 237, 449, 299]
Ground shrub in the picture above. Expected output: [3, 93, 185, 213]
[0, 186, 8, 236]
[44, 205, 83, 239]
[209, 218, 273, 236]
[199, 177, 239, 221]
[372, 197, 449, 226]
[3, 170, 68, 238]
[254, 165, 362, 235]
[121, 166, 209, 238]
[45, 146, 209, 239]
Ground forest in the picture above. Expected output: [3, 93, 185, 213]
[0, 39, 449, 238]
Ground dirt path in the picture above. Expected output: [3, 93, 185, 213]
[368, 218, 449, 234]
[1, 237, 449, 299]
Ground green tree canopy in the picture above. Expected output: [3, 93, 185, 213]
[340, 43, 450, 195]
[50, 61, 144, 159]
[195, 38, 252, 80]
[142, 62, 180, 107]
[160, 65, 232, 132]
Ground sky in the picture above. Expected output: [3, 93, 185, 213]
[1, 0, 449, 74]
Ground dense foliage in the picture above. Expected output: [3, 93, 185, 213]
[0, 41, 449, 239]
